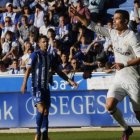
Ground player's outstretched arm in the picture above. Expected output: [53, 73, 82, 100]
[70, 5, 110, 38]
[21, 67, 32, 94]
[111, 57, 140, 70]
[67, 78, 78, 88]
[55, 68, 78, 88]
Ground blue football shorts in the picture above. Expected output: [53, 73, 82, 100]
[31, 87, 50, 108]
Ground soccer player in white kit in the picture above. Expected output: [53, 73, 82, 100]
[70, 8, 140, 140]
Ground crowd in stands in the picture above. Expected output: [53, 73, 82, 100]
[0, 0, 139, 78]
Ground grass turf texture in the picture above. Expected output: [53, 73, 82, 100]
[0, 131, 139, 140]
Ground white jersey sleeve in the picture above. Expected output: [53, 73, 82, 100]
[129, 35, 140, 57]
[87, 21, 111, 38]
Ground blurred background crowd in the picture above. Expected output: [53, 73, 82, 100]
[0, 0, 139, 78]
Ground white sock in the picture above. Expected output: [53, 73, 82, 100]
[112, 108, 128, 130]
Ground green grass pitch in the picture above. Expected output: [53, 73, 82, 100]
[0, 131, 139, 140]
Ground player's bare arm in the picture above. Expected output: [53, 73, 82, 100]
[55, 68, 78, 88]
[127, 57, 140, 67]
[67, 78, 78, 88]
[21, 67, 32, 93]
[111, 57, 140, 70]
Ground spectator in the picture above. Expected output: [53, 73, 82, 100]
[73, 43, 96, 73]
[69, 0, 91, 24]
[1, 16, 16, 44]
[12, 0, 34, 13]
[48, 0, 60, 26]
[39, 15, 55, 37]
[1, 31, 14, 56]
[47, 28, 57, 55]
[0, 2, 17, 27]
[58, 53, 71, 75]
[129, 0, 140, 32]
[33, 4, 45, 28]
[77, 25, 94, 43]
[66, 58, 81, 82]
[20, 47, 34, 72]
[30, 0, 48, 12]
[95, 61, 105, 72]
[103, 19, 113, 52]
[52, 40, 63, 57]
[81, 52, 97, 72]
[2, 41, 21, 66]
[8, 58, 23, 74]
[0, 0, 12, 11]
[70, 58, 81, 72]
[94, 21, 105, 43]
[69, 23, 79, 44]
[56, 15, 71, 42]
[22, 41, 32, 55]
[29, 32, 38, 51]
[69, 42, 80, 62]
[94, 42, 108, 65]
[103, 61, 115, 73]
[79, 34, 90, 53]
[106, 44, 114, 64]
[18, 15, 37, 46]
[63, 0, 70, 11]
[55, 15, 72, 52]
[0, 61, 8, 74]
[17, 5, 34, 26]
[49, 1, 68, 26]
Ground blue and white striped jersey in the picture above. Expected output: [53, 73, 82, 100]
[27, 49, 51, 89]
[27, 49, 69, 89]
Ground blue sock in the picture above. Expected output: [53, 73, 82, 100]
[41, 114, 48, 140]
[36, 111, 43, 135]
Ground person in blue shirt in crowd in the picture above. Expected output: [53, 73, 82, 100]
[21, 35, 78, 140]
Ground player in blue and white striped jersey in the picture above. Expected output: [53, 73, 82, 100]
[21, 35, 78, 140]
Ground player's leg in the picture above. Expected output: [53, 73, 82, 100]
[41, 108, 49, 140]
[106, 83, 133, 140]
[41, 89, 50, 140]
[134, 111, 140, 122]
[35, 103, 45, 140]
[106, 97, 129, 129]
[106, 97, 133, 140]
[33, 88, 45, 140]
[128, 83, 140, 122]
[106, 83, 129, 129]
[130, 95, 140, 122]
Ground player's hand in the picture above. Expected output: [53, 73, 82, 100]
[68, 79, 78, 88]
[21, 83, 26, 94]
[111, 63, 124, 70]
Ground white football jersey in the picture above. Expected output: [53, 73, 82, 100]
[88, 22, 140, 83]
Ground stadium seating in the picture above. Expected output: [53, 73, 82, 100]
[119, 0, 134, 8]
[107, 7, 133, 15]
[106, 0, 133, 17]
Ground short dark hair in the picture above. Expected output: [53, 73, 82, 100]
[5, 30, 13, 36]
[115, 10, 129, 22]
[38, 35, 48, 42]
[134, 0, 139, 4]
[47, 28, 55, 36]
